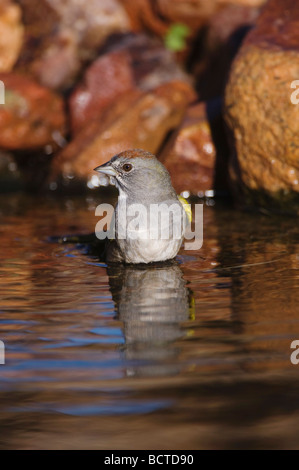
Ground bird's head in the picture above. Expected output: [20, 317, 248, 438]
[94, 149, 177, 203]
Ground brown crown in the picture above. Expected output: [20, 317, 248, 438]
[114, 149, 156, 160]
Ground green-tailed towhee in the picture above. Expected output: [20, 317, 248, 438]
[94, 149, 191, 264]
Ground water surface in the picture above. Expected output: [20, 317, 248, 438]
[0, 194, 299, 449]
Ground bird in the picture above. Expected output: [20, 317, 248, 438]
[94, 149, 191, 264]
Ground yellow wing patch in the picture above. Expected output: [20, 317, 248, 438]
[178, 196, 192, 223]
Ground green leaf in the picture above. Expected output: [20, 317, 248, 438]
[164, 23, 191, 52]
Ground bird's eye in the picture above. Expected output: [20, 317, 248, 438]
[122, 163, 133, 172]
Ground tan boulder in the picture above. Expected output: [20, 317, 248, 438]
[0, 1, 24, 72]
[225, 0, 299, 207]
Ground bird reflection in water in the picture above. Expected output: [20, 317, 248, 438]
[107, 260, 191, 378]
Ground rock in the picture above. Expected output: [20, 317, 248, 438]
[49, 81, 196, 188]
[53, 90, 143, 181]
[0, 73, 66, 150]
[225, 0, 299, 209]
[17, 0, 130, 90]
[0, 1, 24, 72]
[160, 99, 229, 195]
[70, 49, 134, 135]
[70, 34, 192, 134]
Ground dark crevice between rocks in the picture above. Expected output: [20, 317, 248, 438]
[192, 24, 255, 101]
[206, 98, 231, 201]
[156, 128, 177, 160]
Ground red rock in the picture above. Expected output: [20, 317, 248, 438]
[225, 0, 299, 207]
[160, 100, 228, 195]
[49, 81, 196, 187]
[53, 90, 143, 180]
[0, 1, 24, 72]
[17, 0, 130, 90]
[70, 50, 135, 135]
[0, 73, 66, 150]
[70, 34, 192, 134]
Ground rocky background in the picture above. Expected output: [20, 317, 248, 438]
[0, 0, 298, 211]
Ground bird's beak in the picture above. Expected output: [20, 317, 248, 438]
[94, 163, 117, 177]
